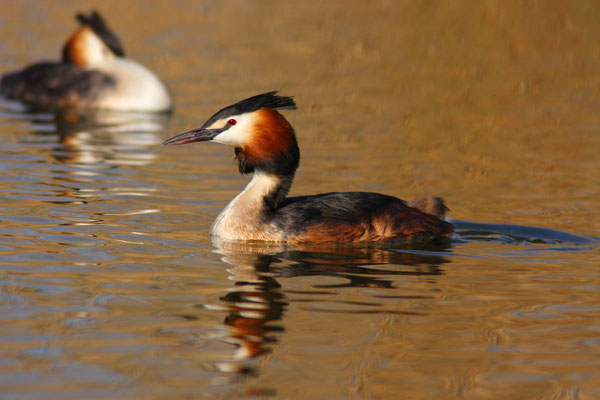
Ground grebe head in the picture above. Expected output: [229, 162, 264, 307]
[62, 11, 125, 67]
[164, 92, 300, 175]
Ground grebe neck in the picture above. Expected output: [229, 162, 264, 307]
[210, 171, 294, 241]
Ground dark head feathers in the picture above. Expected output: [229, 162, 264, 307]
[76, 11, 125, 57]
[234, 91, 297, 113]
[201, 91, 297, 129]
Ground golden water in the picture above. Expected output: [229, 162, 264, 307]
[0, 1, 598, 399]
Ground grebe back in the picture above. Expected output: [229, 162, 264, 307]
[163, 92, 454, 243]
[0, 11, 172, 112]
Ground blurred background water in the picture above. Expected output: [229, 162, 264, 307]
[0, 1, 598, 399]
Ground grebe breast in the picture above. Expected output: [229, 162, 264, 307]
[91, 58, 172, 112]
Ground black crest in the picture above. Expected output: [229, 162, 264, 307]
[76, 11, 125, 57]
[201, 91, 297, 129]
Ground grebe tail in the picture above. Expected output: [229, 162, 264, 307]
[0, 11, 172, 112]
[163, 92, 454, 243]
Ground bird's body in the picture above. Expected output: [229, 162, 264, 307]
[164, 92, 453, 243]
[0, 11, 171, 112]
[210, 172, 452, 243]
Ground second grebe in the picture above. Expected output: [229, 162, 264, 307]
[163, 92, 454, 243]
[0, 11, 172, 112]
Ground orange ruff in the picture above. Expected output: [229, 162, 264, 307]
[62, 26, 94, 67]
[243, 109, 295, 162]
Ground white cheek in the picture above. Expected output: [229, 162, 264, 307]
[213, 125, 246, 146]
[212, 113, 256, 147]
[83, 33, 115, 65]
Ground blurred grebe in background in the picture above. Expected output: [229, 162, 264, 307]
[1, 11, 172, 112]
[163, 92, 454, 243]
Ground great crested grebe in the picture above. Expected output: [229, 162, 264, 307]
[0, 11, 172, 112]
[163, 92, 454, 243]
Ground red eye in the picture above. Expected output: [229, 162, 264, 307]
[227, 119, 237, 126]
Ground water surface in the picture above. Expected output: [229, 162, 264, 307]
[0, 1, 599, 399]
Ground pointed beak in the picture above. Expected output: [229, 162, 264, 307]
[162, 127, 221, 146]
